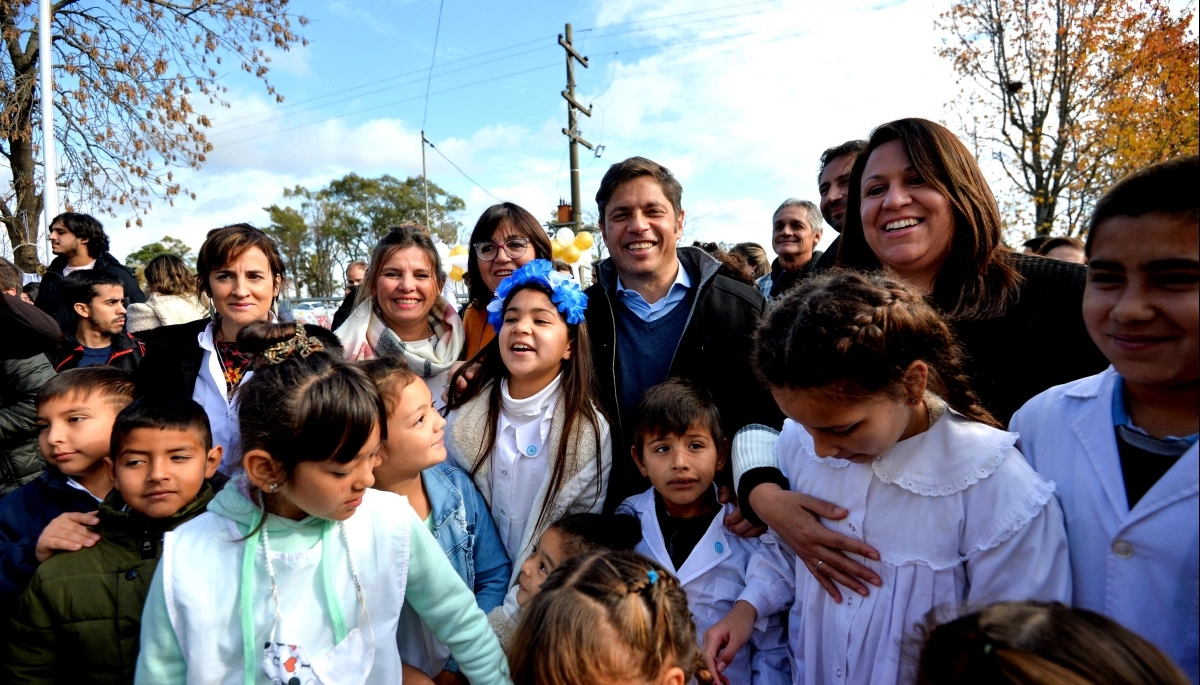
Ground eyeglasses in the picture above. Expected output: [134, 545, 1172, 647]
[474, 237, 530, 262]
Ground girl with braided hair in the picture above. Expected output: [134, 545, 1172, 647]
[508, 549, 714, 685]
[703, 271, 1071, 685]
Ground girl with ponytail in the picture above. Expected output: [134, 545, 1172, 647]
[508, 550, 714, 685]
[703, 271, 1072, 685]
[134, 323, 510, 685]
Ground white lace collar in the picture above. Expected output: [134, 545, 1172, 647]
[869, 409, 1017, 497]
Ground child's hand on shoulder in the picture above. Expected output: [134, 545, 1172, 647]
[35, 511, 100, 562]
[718, 485, 766, 538]
[702, 599, 758, 685]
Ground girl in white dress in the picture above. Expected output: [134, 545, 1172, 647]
[703, 271, 1071, 685]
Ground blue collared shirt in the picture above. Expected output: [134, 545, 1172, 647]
[1111, 375, 1198, 446]
[615, 260, 693, 322]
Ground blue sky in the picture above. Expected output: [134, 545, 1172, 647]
[90, 0, 962, 264]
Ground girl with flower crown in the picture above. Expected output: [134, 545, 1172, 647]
[446, 260, 612, 603]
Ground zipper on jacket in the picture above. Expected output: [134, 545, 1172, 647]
[140, 530, 155, 560]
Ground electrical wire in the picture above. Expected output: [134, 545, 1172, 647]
[422, 0, 446, 132]
[426, 140, 501, 201]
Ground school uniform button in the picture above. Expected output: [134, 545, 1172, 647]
[714, 542, 723, 554]
[836, 669, 843, 678]
[125, 569, 138, 581]
[846, 596, 852, 606]
[502, 470, 508, 476]
[1112, 540, 1134, 558]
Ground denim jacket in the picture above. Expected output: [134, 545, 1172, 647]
[423, 461, 512, 613]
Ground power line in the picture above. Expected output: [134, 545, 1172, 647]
[214, 28, 774, 148]
[210, 6, 775, 135]
[422, 0, 446, 132]
[426, 140, 501, 201]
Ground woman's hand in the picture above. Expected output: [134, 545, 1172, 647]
[702, 600, 758, 685]
[749, 483, 881, 602]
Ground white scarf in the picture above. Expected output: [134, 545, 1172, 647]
[335, 299, 465, 377]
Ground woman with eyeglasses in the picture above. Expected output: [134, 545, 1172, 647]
[337, 224, 467, 410]
[461, 203, 553, 358]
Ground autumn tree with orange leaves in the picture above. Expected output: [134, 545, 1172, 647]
[938, 0, 1199, 237]
[0, 0, 308, 271]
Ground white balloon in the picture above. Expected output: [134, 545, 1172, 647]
[448, 253, 470, 269]
[554, 227, 575, 247]
[435, 242, 451, 259]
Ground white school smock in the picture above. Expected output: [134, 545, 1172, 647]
[134, 485, 512, 685]
[192, 321, 251, 473]
[1010, 367, 1199, 683]
[746, 412, 1072, 685]
[618, 489, 791, 685]
[489, 376, 560, 561]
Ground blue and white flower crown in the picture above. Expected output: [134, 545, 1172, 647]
[487, 259, 588, 332]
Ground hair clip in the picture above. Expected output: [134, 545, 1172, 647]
[258, 326, 325, 367]
[647, 570, 659, 585]
[983, 644, 993, 655]
[486, 259, 589, 332]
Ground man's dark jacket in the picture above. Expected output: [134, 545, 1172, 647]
[34, 253, 146, 318]
[48, 331, 145, 373]
[586, 247, 785, 511]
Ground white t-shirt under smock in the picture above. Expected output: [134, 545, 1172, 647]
[489, 375, 560, 561]
[745, 411, 1072, 685]
[61, 260, 96, 277]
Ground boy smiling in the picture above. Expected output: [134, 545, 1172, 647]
[6, 396, 221, 683]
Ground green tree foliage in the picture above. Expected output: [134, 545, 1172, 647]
[0, 1, 308, 272]
[124, 235, 194, 268]
[264, 173, 464, 297]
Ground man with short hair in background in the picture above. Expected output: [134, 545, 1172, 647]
[34, 212, 145, 317]
[756, 199, 824, 301]
[332, 260, 369, 331]
[811, 139, 869, 272]
[48, 271, 144, 373]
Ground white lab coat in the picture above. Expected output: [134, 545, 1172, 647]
[192, 321, 252, 473]
[618, 489, 791, 685]
[1011, 367, 1199, 683]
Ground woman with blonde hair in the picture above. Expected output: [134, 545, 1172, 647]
[125, 253, 208, 333]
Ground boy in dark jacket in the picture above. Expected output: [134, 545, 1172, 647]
[6, 396, 221, 684]
[0, 367, 134, 604]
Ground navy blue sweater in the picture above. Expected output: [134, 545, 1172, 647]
[0, 467, 100, 605]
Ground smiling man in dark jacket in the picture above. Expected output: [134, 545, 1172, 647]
[584, 157, 784, 511]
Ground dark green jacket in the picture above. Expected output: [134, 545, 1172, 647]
[0, 353, 54, 497]
[5, 484, 215, 685]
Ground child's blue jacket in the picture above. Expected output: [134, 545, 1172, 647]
[0, 467, 98, 604]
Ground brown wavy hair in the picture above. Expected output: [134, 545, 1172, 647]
[753, 270, 1000, 428]
[508, 550, 714, 685]
[916, 601, 1190, 685]
[144, 253, 199, 298]
[356, 224, 449, 321]
[447, 281, 604, 533]
[836, 118, 1022, 321]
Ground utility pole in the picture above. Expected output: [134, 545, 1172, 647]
[39, 0, 58, 265]
[560, 23, 592, 231]
[421, 131, 431, 229]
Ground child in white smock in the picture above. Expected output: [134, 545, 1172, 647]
[703, 272, 1071, 685]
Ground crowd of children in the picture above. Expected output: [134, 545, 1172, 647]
[0, 154, 1194, 685]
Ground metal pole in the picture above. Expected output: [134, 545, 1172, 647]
[565, 24, 581, 231]
[38, 0, 58, 246]
[421, 131, 430, 230]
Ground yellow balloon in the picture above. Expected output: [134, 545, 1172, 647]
[562, 245, 581, 264]
[449, 245, 468, 257]
[449, 265, 465, 281]
[573, 231, 594, 250]
[551, 241, 563, 259]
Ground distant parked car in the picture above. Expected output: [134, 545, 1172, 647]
[291, 301, 332, 329]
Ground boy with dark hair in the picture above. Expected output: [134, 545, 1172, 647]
[617, 378, 789, 684]
[0, 367, 135, 603]
[0, 258, 55, 497]
[1011, 154, 1199, 682]
[5, 396, 220, 684]
[34, 212, 145, 317]
[49, 270, 145, 373]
